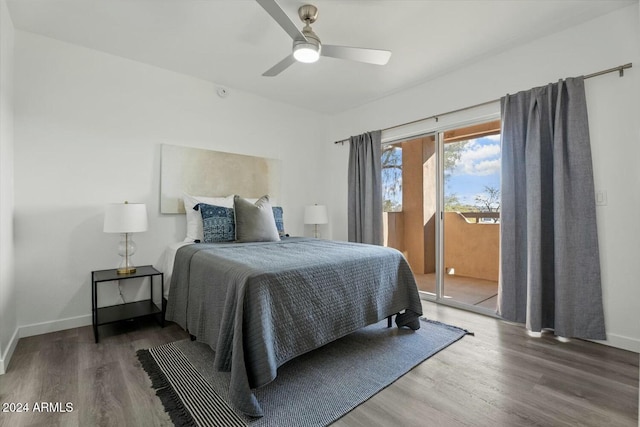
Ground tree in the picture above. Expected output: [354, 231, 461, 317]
[442, 141, 467, 211]
[382, 145, 402, 212]
[444, 193, 461, 211]
[474, 185, 500, 222]
[443, 141, 465, 178]
[444, 193, 476, 212]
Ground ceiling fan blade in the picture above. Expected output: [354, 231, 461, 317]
[321, 45, 392, 65]
[262, 55, 297, 77]
[255, 0, 307, 42]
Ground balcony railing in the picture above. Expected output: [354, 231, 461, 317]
[383, 210, 500, 282]
[457, 211, 500, 224]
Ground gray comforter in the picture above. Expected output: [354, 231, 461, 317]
[165, 237, 422, 417]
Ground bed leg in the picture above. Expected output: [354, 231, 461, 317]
[190, 334, 196, 341]
[387, 315, 392, 328]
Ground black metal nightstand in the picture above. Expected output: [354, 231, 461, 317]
[91, 265, 164, 343]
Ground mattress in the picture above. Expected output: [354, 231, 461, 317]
[156, 241, 193, 299]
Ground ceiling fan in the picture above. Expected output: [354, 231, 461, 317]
[256, 0, 392, 76]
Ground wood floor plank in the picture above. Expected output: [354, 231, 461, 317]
[0, 303, 637, 427]
[120, 340, 173, 427]
[78, 361, 132, 426]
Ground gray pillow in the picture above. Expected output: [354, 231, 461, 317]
[234, 195, 281, 242]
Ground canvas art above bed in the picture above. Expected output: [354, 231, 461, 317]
[160, 144, 281, 214]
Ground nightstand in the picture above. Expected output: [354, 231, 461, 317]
[91, 265, 164, 343]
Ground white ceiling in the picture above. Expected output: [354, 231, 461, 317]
[6, 0, 636, 114]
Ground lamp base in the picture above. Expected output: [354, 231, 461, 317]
[116, 233, 137, 275]
[117, 266, 136, 275]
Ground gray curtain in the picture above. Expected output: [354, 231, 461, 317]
[348, 130, 383, 245]
[498, 77, 606, 340]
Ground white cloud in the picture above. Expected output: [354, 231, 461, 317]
[453, 140, 501, 176]
[471, 159, 501, 176]
[462, 144, 500, 161]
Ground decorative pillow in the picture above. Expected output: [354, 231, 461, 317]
[196, 203, 236, 243]
[246, 198, 284, 235]
[183, 193, 234, 242]
[272, 206, 285, 237]
[234, 195, 281, 242]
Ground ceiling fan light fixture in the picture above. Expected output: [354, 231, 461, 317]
[293, 41, 320, 63]
[257, 1, 392, 76]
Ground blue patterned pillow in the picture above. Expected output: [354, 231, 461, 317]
[196, 203, 235, 243]
[272, 206, 285, 236]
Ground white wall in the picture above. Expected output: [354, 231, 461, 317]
[12, 31, 328, 336]
[0, 0, 16, 375]
[323, 4, 640, 352]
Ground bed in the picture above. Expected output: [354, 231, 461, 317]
[164, 236, 422, 417]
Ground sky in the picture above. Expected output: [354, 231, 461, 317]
[445, 134, 501, 208]
[382, 134, 501, 211]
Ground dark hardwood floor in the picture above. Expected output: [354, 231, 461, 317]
[0, 302, 637, 427]
[0, 318, 188, 427]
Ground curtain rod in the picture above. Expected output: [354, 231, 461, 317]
[334, 62, 632, 145]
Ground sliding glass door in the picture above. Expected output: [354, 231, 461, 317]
[441, 122, 501, 311]
[382, 119, 501, 313]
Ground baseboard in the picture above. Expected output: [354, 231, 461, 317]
[0, 327, 19, 375]
[1, 315, 91, 374]
[591, 333, 640, 353]
[18, 314, 92, 339]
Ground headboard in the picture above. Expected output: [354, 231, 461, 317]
[160, 144, 281, 213]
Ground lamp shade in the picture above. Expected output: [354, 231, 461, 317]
[304, 204, 328, 225]
[104, 202, 148, 233]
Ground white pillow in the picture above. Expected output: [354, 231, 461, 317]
[183, 193, 234, 242]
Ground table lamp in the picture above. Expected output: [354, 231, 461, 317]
[103, 201, 148, 274]
[304, 204, 328, 238]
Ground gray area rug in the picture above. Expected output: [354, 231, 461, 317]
[138, 318, 470, 427]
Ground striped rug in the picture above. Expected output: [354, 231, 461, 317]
[138, 342, 246, 426]
[138, 318, 470, 427]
